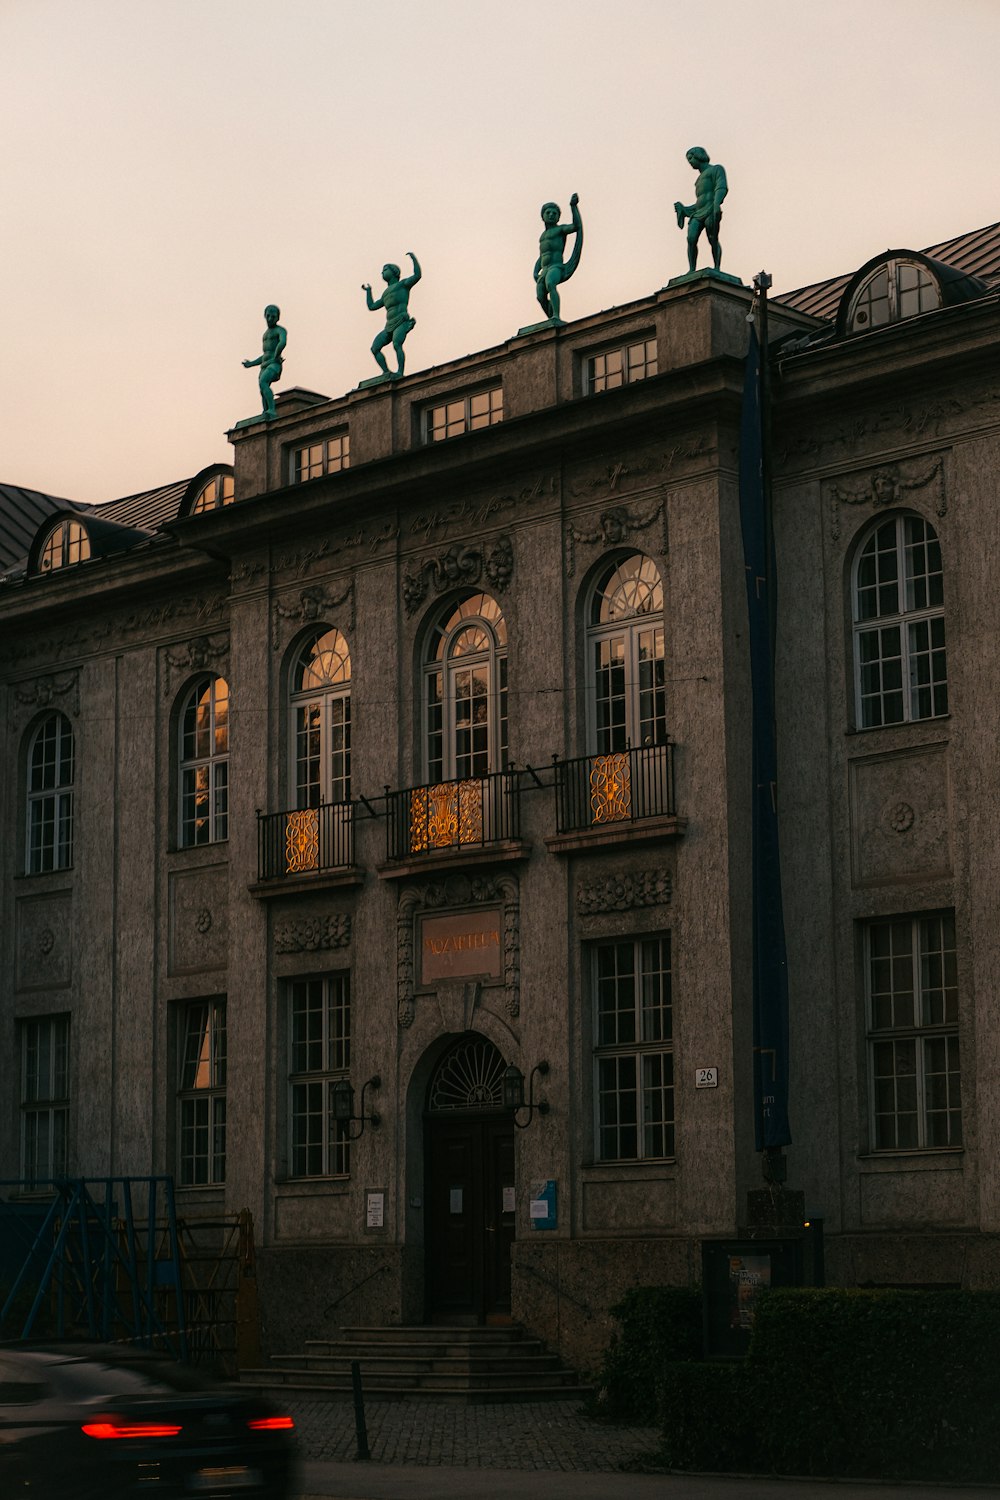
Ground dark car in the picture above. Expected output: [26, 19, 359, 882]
[0, 1343, 297, 1498]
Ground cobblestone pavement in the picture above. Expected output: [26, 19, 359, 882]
[277, 1394, 660, 1472]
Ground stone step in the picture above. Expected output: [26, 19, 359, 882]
[272, 1352, 562, 1376]
[239, 1375, 593, 1405]
[242, 1362, 578, 1391]
[336, 1325, 531, 1344]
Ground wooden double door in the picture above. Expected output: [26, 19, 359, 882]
[425, 1113, 515, 1322]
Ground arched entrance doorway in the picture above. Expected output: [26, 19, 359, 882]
[424, 1034, 515, 1323]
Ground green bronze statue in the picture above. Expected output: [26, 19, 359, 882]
[534, 194, 583, 322]
[674, 148, 728, 273]
[363, 253, 422, 379]
[242, 305, 286, 421]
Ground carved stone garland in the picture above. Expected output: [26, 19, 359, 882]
[396, 873, 520, 1026]
[563, 497, 666, 577]
[402, 534, 513, 617]
[827, 455, 945, 541]
[272, 578, 356, 651]
[576, 868, 672, 915]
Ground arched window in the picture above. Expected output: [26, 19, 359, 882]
[190, 474, 235, 514]
[853, 514, 947, 728]
[38, 519, 90, 573]
[848, 259, 940, 332]
[178, 676, 229, 846]
[423, 593, 508, 782]
[587, 554, 666, 752]
[27, 713, 74, 872]
[290, 629, 352, 807]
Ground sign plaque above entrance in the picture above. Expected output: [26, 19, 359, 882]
[419, 908, 503, 985]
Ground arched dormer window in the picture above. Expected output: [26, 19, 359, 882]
[38, 519, 90, 574]
[289, 629, 352, 807]
[190, 473, 234, 514]
[27, 713, 75, 872]
[178, 676, 230, 845]
[587, 554, 666, 752]
[848, 258, 941, 332]
[423, 593, 508, 782]
[852, 513, 947, 728]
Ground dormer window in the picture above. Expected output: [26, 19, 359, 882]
[849, 259, 941, 332]
[191, 474, 235, 513]
[586, 337, 657, 394]
[425, 385, 503, 443]
[38, 520, 90, 573]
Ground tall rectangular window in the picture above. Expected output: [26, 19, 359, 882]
[592, 936, 673, 1161]
[867, 913, 961, 1151]
[292, 432, 350, 483]
[20, 1015, 70, 1186]
[288, 975, 351, 1177]
[586, 337, 657, 394]
[426, 386, 503, 443]
[178, 999, 227, 1185]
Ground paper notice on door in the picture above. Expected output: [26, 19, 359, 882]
[449, 1188, 463, 1214]
[502, 1186, 515, 1214]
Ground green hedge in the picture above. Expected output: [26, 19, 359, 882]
[591, 1285, 701, 1422]
[659, 1288, 1000, 1482]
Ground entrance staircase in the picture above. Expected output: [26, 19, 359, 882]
[239, 1324, 591, 1404]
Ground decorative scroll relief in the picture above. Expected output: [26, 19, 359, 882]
[577, 869, 672, 915]
[563, 498, 666, 577]
[397, 873, 520, 1028]
[827, 455, 945, 541]
[402, 534, 513, 617]
[272, 578, 355, 651]
[569, 438, 713, 503]
[1, 594, 226, 671]
[163, 633, 230, 695]
[410, 781, 483, 851]
[284, 810, 319, 874]
[11, 670, 81, 724]
[591, 753, 632, 824]
[274, 913, 351, 954]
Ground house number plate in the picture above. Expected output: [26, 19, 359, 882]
[696, 1068, 719, 1088]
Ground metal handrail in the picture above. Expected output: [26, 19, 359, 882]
[385, 769, 519, 860]
[257, 800, 355, 880]
[553, 741, 675, 833]
[323, 1262, 392, 1319]
[515, 1257, 594, 1318]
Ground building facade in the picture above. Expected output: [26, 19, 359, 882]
[3, 224, 1000, 1368]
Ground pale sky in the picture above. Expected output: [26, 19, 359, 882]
[4, 0, 1000, 505]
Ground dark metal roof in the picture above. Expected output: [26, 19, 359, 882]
[91, 477, 191, 531]
[0, 483, 84, 572]
[777, 220, 1000, 321]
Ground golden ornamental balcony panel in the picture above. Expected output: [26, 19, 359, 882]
[590, 752, 632, 824]
[410, 780, 484, 852]
[284, 808, 319, 873]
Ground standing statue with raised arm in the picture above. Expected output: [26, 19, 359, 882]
[534, 194, 583, 322]
[363, 253, 422, 379]
[242, 305, 286, 421]
[674, 148, 728, 274]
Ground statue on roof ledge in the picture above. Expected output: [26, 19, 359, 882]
[241, 305, 286, 422]
[363, 253, 422, 381]
[674, 148, 728, 274]
[534, 194, 583, 323]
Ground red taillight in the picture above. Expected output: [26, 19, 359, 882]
[247, 1415, 294, 1431]
[82, 1419, 183, 1439]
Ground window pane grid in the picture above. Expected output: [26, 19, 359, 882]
[853, 516, 947, 728]
[594, 936, 673, 1162]
[288, 976, 351, 1178]
[588, 338, 657, 393]
[293, 433, 350, 482]
[20, 1016, 70, 1186]
[27, 715, 75, 872]
[179, 679, 229, 846]
[177, 1000, 226, 1185]
[427, 387, 503, 442]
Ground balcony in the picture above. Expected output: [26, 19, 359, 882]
[254, 802, 358, 890]
[547, 742, 685, 852]
[383, 771, 525, 873]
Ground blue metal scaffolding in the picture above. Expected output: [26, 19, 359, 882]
[0, 1176, 188, 1359]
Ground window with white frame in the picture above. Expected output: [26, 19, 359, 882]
[292, 432, 350, 483]
[424, 593, 508, 782]
[587, 554, 666, 752]
[290, 629, 351, 808]
[26, 713, 75, 873]
[288, 975, 351, 1177]
[853, 513, 947, 728]
[177, 999, 227, 1186]
[425, 386, 503, 443]
[20, 1015, 70, 1186]
[178, 676, 229, 846]
[866, 912, 961, 1151]
[586, 337, 657, 394]
[38, 519, 90, 573]
[849, 259, 940, 332]
[593, 935, 674, 1161]
[190, 474, 234, 513]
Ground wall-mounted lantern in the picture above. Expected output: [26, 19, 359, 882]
[332, 1075, 381, 1140]
[503, 1061, 550, 1129]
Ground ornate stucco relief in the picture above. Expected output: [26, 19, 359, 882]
[271, 578, 355, 651]
[826, 455, 946, 541]
[576, 869, 672, 915]
[11, 669, 81, 724]
[563, 497, 667, 577]
[849, 745, 952, 887]
[1, 594, 227, 671]
[402, 535, 513, 617]
[167, 865, 228, 975]
[274, 913, 352, 954]
[16, 891, 73, 991]
[163, 632, 231, 694]
[396, 873, 520, 1027]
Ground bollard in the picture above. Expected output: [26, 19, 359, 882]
[351, 1359, 370, 1460]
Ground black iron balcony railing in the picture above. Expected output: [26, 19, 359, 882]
[553, 741, 675, 834]
[257, 801, 355, 880]
[386, 770, 519, 861]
